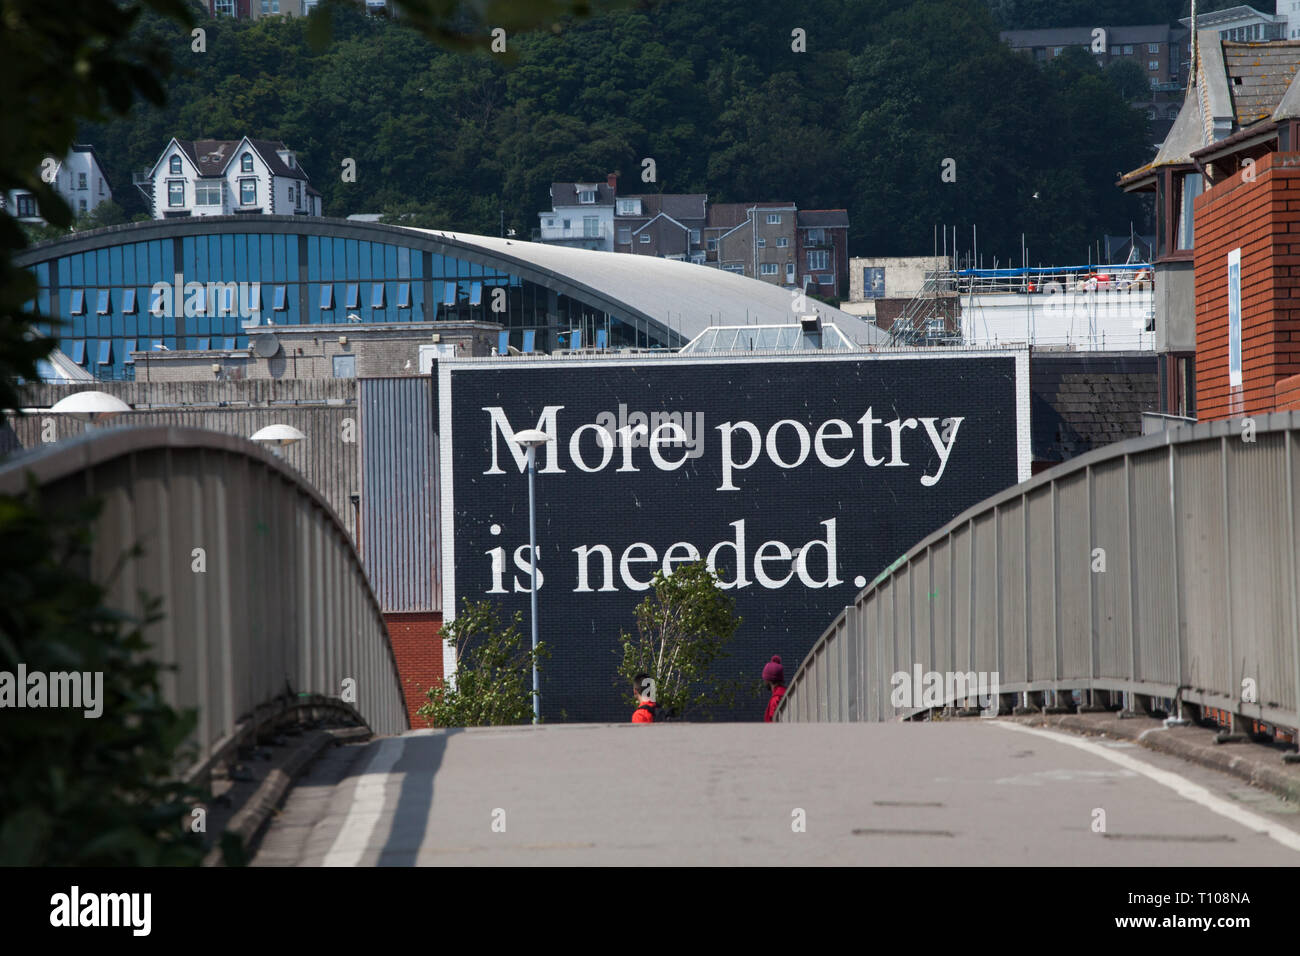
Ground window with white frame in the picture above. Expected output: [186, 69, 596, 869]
[168, 181, 184, 206]
[766, 213, 781, 224]
[16, 195, 36, 217]
[616, 199, 640, 215]
[240, 180, 256, 205]
[617, 227, 631, 244]
[757, 238, 766, 248]
[1147, 43, 1159, 53]
[241, 153, 253, 173]
[807, 249, 829, 270]
[214, 0, 234, 13]
[195, 182, 221, 205]
[639, 234, 651, 244]
[760, 263, 779, 276]
[776, 236, 789, 247]
[583, 216, 599, 237]
[1148, 59, 1159, 71]
[707, 238, 717, 251]
[78, 173, 87, 190]
[578, 189, 596, 203]
[690, 228, 701, 245]
[169, 155, 182, 174]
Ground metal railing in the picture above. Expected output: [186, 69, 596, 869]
[0, 426, 409, 778]
[777, 412, 1300, 736]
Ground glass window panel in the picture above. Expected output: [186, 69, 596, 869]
[261, 235, 274, 280]
[398, 283, 411, 308]
[110, 246, 123, 284]
[97, 340, 112, 365]
[196, 336, 210, 351]
[345, 283, 359, 309]
[443, 281, 457, 305]
[357, 241, 371, 279]
[307, 236, 320, 281]
[398, 246, 411, 279]
[320, 284, 334, 309]
[70, 340, 86, 364]
[96, 289, 111, 314]
[429, 254, 444, 277]
[70, 254, 83, 286]
[371, 283, 385, 308]
[122, 288, 136, 315]
[70, 289, 85, 314]
[469, 282, 481, 306]
[776, 327, 799, 348]
[286, 236, 298, 277]
[384, 243, 396, 277]
[694, 329, 717, 351]
[273, 285, 287, 310]
[221, 234, 234, 274]
[221, 337, 236, 350]
[124, 339, 136, 363]
[757, 327, 779, 349]
[58, 257, 70, 286]
[161, 238, 173, 277]
[246, 283, 261, 311]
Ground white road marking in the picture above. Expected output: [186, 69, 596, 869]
[992, 721, 1300, 853]
[321, 736, 406, 867]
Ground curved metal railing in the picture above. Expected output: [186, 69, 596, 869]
[777, 412, 1300, 734]
[0, 426, 409, 777]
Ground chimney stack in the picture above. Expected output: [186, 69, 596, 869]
[606, 172, 618, 192]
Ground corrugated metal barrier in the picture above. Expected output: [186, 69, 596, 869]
[777, 412, 1300, 735]
[0, 426, 409, 776]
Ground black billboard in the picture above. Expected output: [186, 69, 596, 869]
[439, 351, 1029, 722]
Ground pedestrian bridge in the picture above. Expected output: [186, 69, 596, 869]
[0, 426, 409, 787]
[778, 411, 1300, 747]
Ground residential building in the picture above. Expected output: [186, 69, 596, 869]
[2, 145, 112, 225]
[612, 192, 707, 262]
[1118, 29, 1300, 419]
[1001, 24, 1192, 143]
[795, 210, 850, 298]
[137, 137, 322, 219]
[536, 178, 616, 250]
[707, 202, 798, 286]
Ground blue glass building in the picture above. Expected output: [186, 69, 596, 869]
[15, 216, 704, 380]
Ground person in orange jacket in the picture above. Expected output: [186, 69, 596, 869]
[631, 673, 659, 723]
[762, 655, 787, 722]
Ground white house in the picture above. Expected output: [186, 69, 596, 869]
[536, 178, 616, 250]
[140, 137, 323, 219]
[2, 145, 113, 225]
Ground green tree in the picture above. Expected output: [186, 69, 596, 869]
[617, 561, 742, 720]
[418, 599, 549, 727]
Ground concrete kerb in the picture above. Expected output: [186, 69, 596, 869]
[1005, 711, 1300, 805]
[202, 725, 372, 867]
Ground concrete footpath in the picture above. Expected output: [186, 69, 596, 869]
[247, 719, 1300, 866]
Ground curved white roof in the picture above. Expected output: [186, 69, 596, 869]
[415, 229, 890, 347]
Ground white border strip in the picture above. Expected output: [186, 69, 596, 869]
[438, 360, 457, 683]
[321, 737, 407, 867]
[992, 721, 1300, 852]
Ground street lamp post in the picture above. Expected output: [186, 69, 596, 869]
[513, 427, 552, 724]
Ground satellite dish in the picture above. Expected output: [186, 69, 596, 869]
[251, 333, 281, 358]
[250, 424, 306, 447]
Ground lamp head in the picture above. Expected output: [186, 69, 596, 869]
[513, 428, 552, 449]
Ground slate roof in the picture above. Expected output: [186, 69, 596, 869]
[550, 182, 616, 206]
[1222, 40, 1300, 124]
[1001, 25, 1184, 47]
[797, 209, 849, 229]
[175, 139, 310, 181]
[622, 193, 706, 220]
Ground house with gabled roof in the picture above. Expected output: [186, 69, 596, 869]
[138, 137, 322, 219]
[1119, 28, 1300, 421]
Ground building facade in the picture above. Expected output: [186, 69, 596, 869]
[795, 209, 849, 298]
[140, 138, 322, 220]
[3, 145, 113, 225]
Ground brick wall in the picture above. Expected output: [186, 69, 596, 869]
[384, 611, 444, 727]
[1193, 151, 1300, 420]
[1276, 372, 1300, 410]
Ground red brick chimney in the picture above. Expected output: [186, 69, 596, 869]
[606, 172, 618, 192]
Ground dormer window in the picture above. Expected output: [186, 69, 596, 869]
[241, 153, 253, 173]
[578, 189, 596, 204]
[169, 155, 181, 174]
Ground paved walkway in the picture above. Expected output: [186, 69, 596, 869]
[251, 720, 1300, 865]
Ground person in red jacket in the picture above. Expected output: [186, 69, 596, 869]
[631, 673, 659, 723]
[762, 655, 786, 722]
